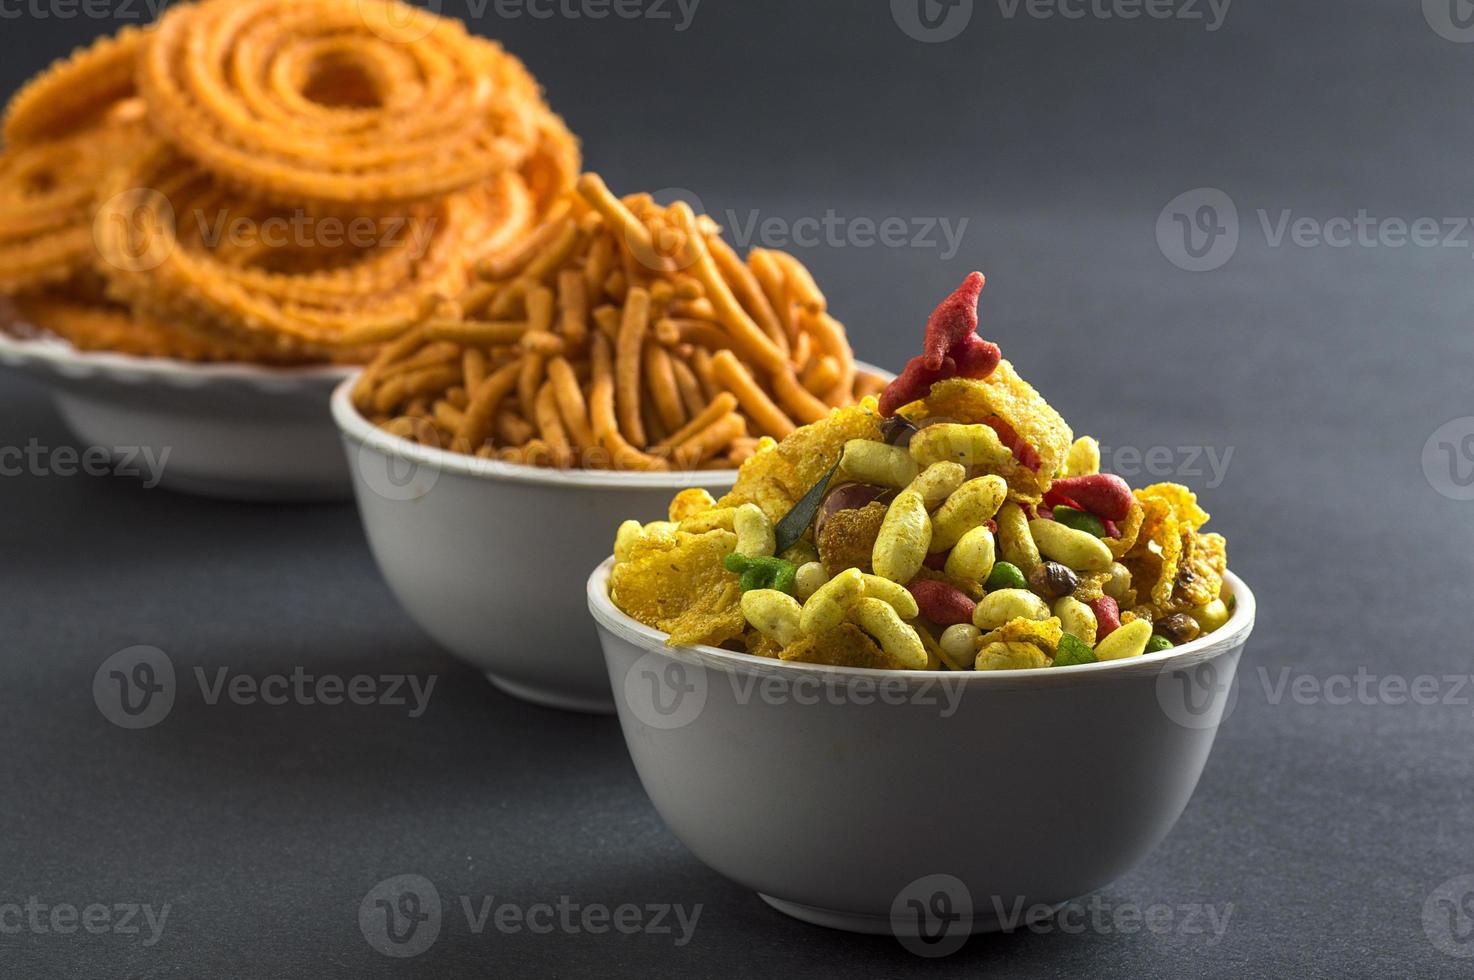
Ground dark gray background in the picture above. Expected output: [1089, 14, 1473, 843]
[3, 0, 1472, 976]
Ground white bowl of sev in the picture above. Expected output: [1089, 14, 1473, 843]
[331, 376, 739, 712]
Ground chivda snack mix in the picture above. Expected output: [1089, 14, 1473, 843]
[608, 273, 1233, 670]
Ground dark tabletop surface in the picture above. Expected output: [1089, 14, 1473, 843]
[4, 0, 1473, 976]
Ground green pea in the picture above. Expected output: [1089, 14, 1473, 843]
[768, 559, 797, 595]
[984, 561, 1028, 591]
[724, 553, 752, 574]
[739, 567, 767, 592]
[731, 554, 798, 594]
[1145, 634, 1174, 653]
[1052, 506, 1107, 538]
[1053, 633, 1097, 667]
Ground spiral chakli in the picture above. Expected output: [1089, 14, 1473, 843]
[2, 28, 145, 145]
[0, 118, 146, 295]
[138, 0, 549, 209]
[91, 139, 536, 352]
[10, 292, 316, 363]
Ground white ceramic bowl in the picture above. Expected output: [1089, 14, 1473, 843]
[0, 331, 354, 500]
[589, 558, 1255, 937]
[331, 377, 741, 712]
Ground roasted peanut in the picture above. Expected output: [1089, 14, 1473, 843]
[1029, 518, 1113, 572]
[1095, 618, 1152, 660]
[908, 579, 976, 626]
[996, 502, 1040, 575]
[1053, 596, 1098, 646]
[973, 588, 1051, 630]
[944, 525, 996, 584]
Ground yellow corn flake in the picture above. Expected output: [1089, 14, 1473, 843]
[1167, 529, 1227, 611]
[677, 507, 736, 534]
[914, 362, 1073, 491]
[744, 631, 784, 660]
[1122, 497, 1183, 608]
[669, 488, 717, 523]
[1106, 500, 1145, 559]
[780, 622, 902, 669]
[609, 529, 746, 648]
[1135, 483, 1209, 531]
[721, 404, 882, 521]
[979, 616, 1064, 657]
[1070, 570, 1111, 604]
[976, 641, 1050, 671]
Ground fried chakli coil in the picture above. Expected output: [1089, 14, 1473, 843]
[0, 120, 147, 295]
[137, 0, 548, 208]
[92, 139, 529, 352]
[2, 28, 146, 145]
[9, 291, 324, 364]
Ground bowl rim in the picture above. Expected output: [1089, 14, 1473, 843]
[332, 361, 894, 490]
[587, 556, 1255, 685]
[0, 327, 355, 383]
[331, 374, 741, 490]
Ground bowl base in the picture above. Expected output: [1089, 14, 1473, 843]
[759, 894, 1022, 936]
[484, 673, 615, 714]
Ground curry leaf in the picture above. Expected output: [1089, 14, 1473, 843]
[772, 456, 842, 557]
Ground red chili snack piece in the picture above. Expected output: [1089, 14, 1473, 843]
[879, 273, 1002, 416]
[980, 416, 1042, 472]
[908, 579, 977, 626]
[1089, 595, 1122, 639]
[879, 354, 954, 416]
[1047, 474, 1133, 521]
